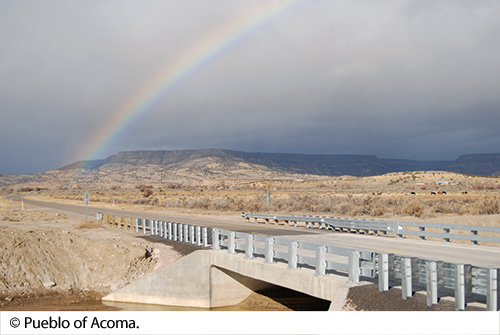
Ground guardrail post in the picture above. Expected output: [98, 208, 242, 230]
[245, 235, 254, 259]
[228, 232, 236, 254]
[202, 227, 208, 247]
[348, 250, 360, 284]
[426, 261, 438, 306]
[159, 220, 163, 237]
[378, 253, 389, 292]
[189, 225, 195, 244]
[471, 230, 478, 245]
[443, 228, 451, 242]
[167, 222, 172, 240]
[486, 268, 498, 311]
[149, 220, 154, 236]
[179, 224, 185, 242]
[173, 223, 178, 241]
[134, 219, 139, 233]
[315, 246, 326, 276]
[419, 227, 426, 240]
[265, 238, 274, 264]
[288, 241, 298, 270]
[401, 257, 417, 299]
[455, 264, 466, 311]
[196, 226, 201, 246]
[162, 222, 167, 239]
[184, 225, 189, 243]
[212, 229, 220, 251]
[293, 220, 297, 228]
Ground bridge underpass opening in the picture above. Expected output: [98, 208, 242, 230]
[213, 267, 331, 311]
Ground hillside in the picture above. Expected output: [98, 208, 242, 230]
[60, 149, 500, 177]
[1, 149, 500, 188]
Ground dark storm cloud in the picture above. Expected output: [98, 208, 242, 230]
[1, 0, 499, 174]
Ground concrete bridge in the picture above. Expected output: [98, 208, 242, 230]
[101, 215, 500, 311]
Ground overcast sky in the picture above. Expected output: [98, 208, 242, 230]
[1, 0, 499, 174]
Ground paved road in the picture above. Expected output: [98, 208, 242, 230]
[12, 196, 500, 268]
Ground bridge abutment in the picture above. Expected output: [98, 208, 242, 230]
[103, 250, 351, 309]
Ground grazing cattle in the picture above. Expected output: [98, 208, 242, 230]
[462, 191, 468, 195]
[437, 191, 443, 195]
[431, 191, 437, 195]
[410, 192, 416, 195]
[442, 191, 447, 195]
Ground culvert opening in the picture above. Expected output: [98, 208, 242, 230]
[214, 266, 331, 311]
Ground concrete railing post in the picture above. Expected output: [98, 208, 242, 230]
[265, 238, 274, 264]
[348, 250, 360, 284]
[486, 268, 498, 311]
[315, 246, 326, 276]
[455, 264, 466, 311]
[245, 235, 254, 259]
[288, 241, 298, 270]
[212, 229, 220, 251]
[426, 261, 438, 306]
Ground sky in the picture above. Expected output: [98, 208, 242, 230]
[1, 0, 500, 174]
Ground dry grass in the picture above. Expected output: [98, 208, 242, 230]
[74, 220, 103, 229]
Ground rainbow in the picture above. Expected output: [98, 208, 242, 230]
[70, 0, 303, 174]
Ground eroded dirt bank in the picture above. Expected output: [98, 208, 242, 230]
[0, 198, 181, 310]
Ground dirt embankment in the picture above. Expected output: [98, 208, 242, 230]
[0, 198, 181, 310]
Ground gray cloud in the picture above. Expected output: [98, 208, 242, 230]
[1, 0, 499, 174]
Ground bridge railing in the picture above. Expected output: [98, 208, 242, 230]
[241, 212, 500, 246]
[100, 213, 499, 311]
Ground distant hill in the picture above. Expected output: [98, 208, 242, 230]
[58, 149, 500, 177]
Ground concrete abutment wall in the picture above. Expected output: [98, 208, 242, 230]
[103, 250, 351, 310]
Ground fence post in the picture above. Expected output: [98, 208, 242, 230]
[212, 229, 220, 251]
[426, 261, 438, 306]
[486, 268, 498, 311]
[455, 264, 466, 311]
[202, 227, 208, 247]
[348, 250, 360, 284]
[288, 241, 298, 270]
[265, 238, 274, 264]
[245, 235, 254, 259]
[315, 246, 326, 276]
[378, 253, 390, 292]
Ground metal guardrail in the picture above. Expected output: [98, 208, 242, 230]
[100, 213, 499, 311]
[241, 212, 500, 246]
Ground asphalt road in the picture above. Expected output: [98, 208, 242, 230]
[12, 196, 500, 268]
